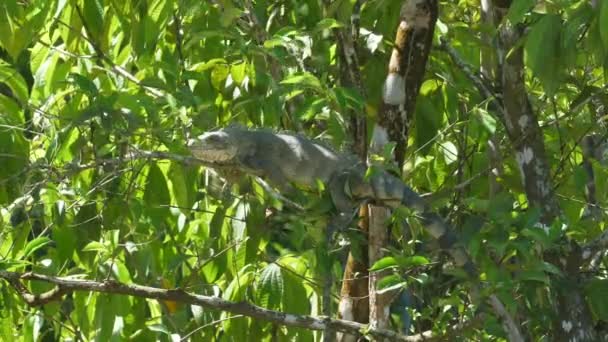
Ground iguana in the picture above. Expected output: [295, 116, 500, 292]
[188, 126, 477, 278]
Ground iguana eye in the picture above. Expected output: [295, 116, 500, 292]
[206, 135, 219, 143]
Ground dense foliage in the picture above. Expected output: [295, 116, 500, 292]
[1, 0, 608, 340]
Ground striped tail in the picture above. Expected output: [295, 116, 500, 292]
[351, 170, 478, 278]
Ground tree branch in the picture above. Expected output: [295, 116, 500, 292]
[438, 37, 506, 123]
[0, 270, 448, 342]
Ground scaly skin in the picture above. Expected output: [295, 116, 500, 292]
[188, 126, 477, 277]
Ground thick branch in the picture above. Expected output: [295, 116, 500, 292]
[497, 21, 560, 224]
[0, 271, 444, 342]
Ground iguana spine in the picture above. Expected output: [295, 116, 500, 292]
[188, 127, 477, 277]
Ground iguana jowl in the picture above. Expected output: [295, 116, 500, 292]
[188, 126, 477, 277]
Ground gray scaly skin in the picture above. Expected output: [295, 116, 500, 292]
[188, 126, 477, 278]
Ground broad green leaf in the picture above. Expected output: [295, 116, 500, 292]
[21, 237, 52, 259]
[190, 58, 228, 72]
[231, 62, 247, 85]
[333, 87, 365, 112]
[147, 324, 171, 335]
[518, 270, 549, 284]
[23, 313, 43, 342]
[506, 0, 534, 25]
[67, 73, 99, 95]
[397, 256, 430, 268]
[283, 268, 310, 315]
[0, 94, 21, 122]
[440, 141, 458, 165]
[600, 0, 608, 50]
[143, 163, 170, 225]
[52, 224, 77, 262]
[525, 14, 562, 95]
[82, 241, 107, 253]
[81, 0, 104, 41]
[314, 18, 344, 31]
[219, 4, 242, 27]
[414, 96, 441, 155]
[210, 64, 230, 90]
[585, 278, 608, 320]
[168, 162, 193, 213]
[256, 263, 284, 310]
[377, 274, 405, 291]
[474, 107, 497, 134]
[370, 256, 398, 271]
[224, 267, 255, 301]
[94, 296, 115, 342]
[281, 72, 323, 91]
[0, 62, 29, 105]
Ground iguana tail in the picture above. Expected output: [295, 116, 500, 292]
[348, 170, 478, 278]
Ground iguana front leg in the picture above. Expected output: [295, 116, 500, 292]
[328, 172, 356, 214]
[326, 172, 361, 234]
[239, 154, 294, 192]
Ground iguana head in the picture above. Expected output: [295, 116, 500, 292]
[188, 130, 239, 162]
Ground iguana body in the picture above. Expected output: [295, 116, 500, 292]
[188, 127, 476, 277]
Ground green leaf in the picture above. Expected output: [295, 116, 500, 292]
[82, 241, 107, 253]
[370, 256, 398, 271]
[585, 278, 608, 320]
[283, 268, 310, 315]
[23, 313, 43, 342]
[517, 270, 549, 284]
[210, 64, 230, 90]
[67, 73, 99, 95]
[440, 141, 458, 165]
[377, 274, 405, 291]
[147, 323, 171, 335]
[231, 62, 247, 85]
[525, 14, 562, 95]
[256, 263, 284, 310]
[281, 72, 323, 91]
[539, 262, 563, 276]
[415, 96, 441, 155]
[52, 225, 77, 262]
[396, 256, 430, 268]
[190, 58, 228, 72]
[224, 267, 255, 301]
[21, 237, 52, 259]
[521, 228, 551, 247]
[600, 0, 608, 51]
[506, 0, 534, 25]
[168, 162, 192, 213]
[333, 87, 365, 112]
[370, 255, 430, 271]
[47, 127, 80, 163]
[474, 108, 497, 134]
[0, 62, 29, 105]
[82, 0, 104, 41]
[143, 163, 170, 225]
[219, 4, 242, 27]
[314, 18, 344, 31]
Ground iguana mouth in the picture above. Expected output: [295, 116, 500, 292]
[188, 138, 238, 162]
[192, 149, 236, 162]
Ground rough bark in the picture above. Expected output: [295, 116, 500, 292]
[367, 0, 438, 335]
[330, 1, 370, 339]
[496, 20, 560, 224]
[480, 0, 504, 197]
[493, 1, 597, 340]
[377, 0, 438, 167]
